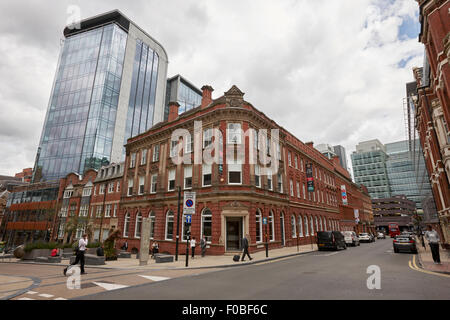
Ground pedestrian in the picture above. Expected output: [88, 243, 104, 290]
[241, 234, 252, 261]
[122, 240, 128, 251]
[200, 235, 207, 257]
[190, 237, 196, 259]
[151, 241, 159, 258]
[64, 233, 88, 276]
[424, 225, 441, 264]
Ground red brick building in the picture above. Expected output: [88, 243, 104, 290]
[54, 170, 97, 243]
[15, 168, 33, 183]
[117, 85, 372, 255]
[414, 0, 450, 247]
[90, 162, 123, 242]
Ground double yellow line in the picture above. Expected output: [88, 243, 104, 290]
[408, 255, 450, 278]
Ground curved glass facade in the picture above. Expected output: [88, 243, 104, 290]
[124, 39, 159, 146]
[35, 23, 127, 181]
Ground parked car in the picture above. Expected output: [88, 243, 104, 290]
[393, 235, 417, 253]
[377, 232, 386, 239]
[358, 233, 373, 243]
[400, 231, 414, 238]
[317, 231, 347, 251]
[342, 231, 360, 247]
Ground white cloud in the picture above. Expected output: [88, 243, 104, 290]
[0, 0, 423, 178]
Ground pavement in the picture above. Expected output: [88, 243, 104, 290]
[416, 237, 450, 274]
[0, 243, 318, 270]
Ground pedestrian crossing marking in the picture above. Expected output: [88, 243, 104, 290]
[26, 291, 38, 295]
[93, 282, 129, 291]
[38, 293, 54, 298]
[54, 297, 67, 300]
[139, 275, 170, 282]
[18, 297, 35, 300]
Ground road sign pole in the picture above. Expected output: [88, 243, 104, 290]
[265, 224, 268, 258]
[185, 224, 190, 267]
[175, 187, 181, 261]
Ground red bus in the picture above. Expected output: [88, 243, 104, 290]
[388, 223, 400, 238]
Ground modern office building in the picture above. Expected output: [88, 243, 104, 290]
[164, 74, 202, 121]
[315, 144, 336, 159]
[351, 140, 391, 199]
[333, 145, 348, 171]
[352, 138, 436, 213]
[33, 10, 169, 182]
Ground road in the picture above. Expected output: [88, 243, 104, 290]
[77, 238, 450, 300]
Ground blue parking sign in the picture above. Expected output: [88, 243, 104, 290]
[263, 217, 268, 225]
[185, 215, 192, 224]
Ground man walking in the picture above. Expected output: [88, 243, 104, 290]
[64, 233, 88, 275]
[190, 236, 196, 259]
[425, 225, 441, 264]
[200, 235, 207, 257]
[241, 234, 252, 261]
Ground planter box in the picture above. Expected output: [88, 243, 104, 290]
[69, 254, 105, 265]
[23, 249, 52, 260]
[118, 251, 131, 258]
[35, 256, 62, 263]
[155, 255, 174, 263]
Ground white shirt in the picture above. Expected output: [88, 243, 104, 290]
[190, 239, 196, 247]
[425, 230, 440, 244]
[78, 238, 88, 251]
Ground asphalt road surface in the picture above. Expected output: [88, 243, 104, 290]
[78, 239, 450, 300]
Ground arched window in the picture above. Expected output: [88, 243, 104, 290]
[315, 216, 318, 233]
[319, 217, 323, 231]
[255, 209, 262, 243]
[123, 212, 130, 237]
[269, 210, 275, 241]
[310, 216, 314, 236]
[149, 211, 155, 239]
[165, 210, 174, 240]
[202, 208, 212, 242]
[324, 217, 327, 231]
[135, 212, 142, 238]
[298, 215, 303, 237]
[304, 215, 309, 236]
[291, 215, 297, 238]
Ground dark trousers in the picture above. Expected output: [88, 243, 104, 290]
[71, 250, 86, 273]
[191, 247, 195, 258]
[429, 243, 441, 263]
[241, 247, 251, 261]
[201, 247, 206, 257]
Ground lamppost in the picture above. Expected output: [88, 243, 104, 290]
[175, 186, 181, 261]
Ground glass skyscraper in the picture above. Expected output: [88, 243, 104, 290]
[352, 139, 435, 212]
[33, 10, 168, 182]
[164, 74, 202, 121]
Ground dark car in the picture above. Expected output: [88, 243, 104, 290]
[393, 235, 417, 254]
[317, 231, 347, 251]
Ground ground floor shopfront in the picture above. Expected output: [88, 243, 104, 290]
[117, 195, 343, 256]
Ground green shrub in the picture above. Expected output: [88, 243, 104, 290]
[87, 241, 102, 248]
[24, 241, 59, 252]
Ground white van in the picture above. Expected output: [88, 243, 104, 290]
[343, 231, 360, 247]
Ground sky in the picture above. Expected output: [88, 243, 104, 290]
[0, 0, 424, 177]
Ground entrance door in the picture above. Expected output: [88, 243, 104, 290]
[226, 218, 242, 251]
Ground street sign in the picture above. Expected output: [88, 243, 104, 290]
[183, 192, 196, 214]
[263, 217, 268, 225]
[185, 214, 192, 225]
[306, 163, 314, 192]
[341, 185, 348, 205]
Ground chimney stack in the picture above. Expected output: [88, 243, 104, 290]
[201, 85, 214, 109]
[305, 141, 314, 148]
[168, 101, 180, 122]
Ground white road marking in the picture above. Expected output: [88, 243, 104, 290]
[18, 297, 35, 300]
[93, 282, 129, 291]
[38, 293, 54, 298]
[139, 275, 170, 282]
[26, 291, 38, 295]
[54, 297, 67, 300]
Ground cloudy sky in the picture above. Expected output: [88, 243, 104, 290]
[0, 0, 423, 177]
